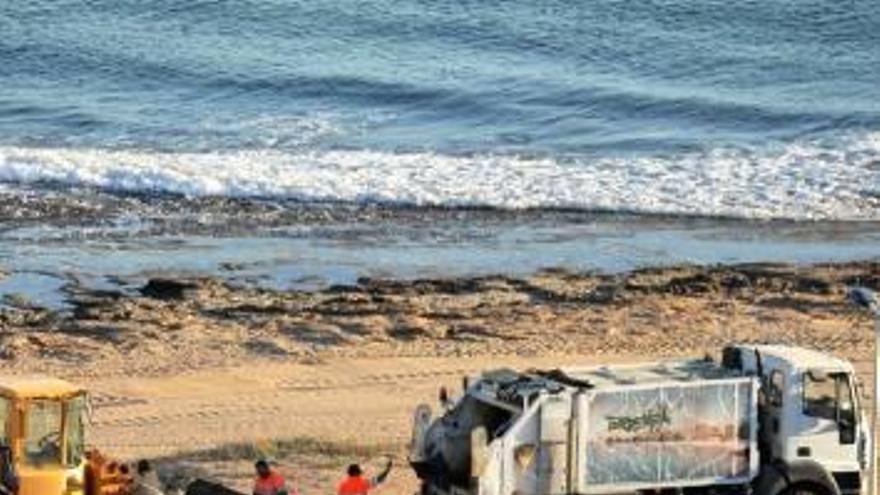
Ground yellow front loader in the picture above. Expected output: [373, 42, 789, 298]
[0, 376, 127, 495]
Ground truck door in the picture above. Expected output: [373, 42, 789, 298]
[537, 397, 571, 494]
[794, 371, 860, 473]
[762, 369, 787, 461]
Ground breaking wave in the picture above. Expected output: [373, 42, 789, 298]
[0, 133, 878, 221]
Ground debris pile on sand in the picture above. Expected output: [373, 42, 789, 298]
[0, 261, 877, 376]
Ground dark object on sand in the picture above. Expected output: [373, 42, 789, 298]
[141, 278, 199, 300]
[185, 478, 246, 495]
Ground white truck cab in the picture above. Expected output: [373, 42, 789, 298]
[724, 345, 867, 495]
[411, 344, 868, 495]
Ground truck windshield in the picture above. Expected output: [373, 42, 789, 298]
[25, 400, 63, 466]
[0, 398, 8, 445]
[803, 371, 854, 423]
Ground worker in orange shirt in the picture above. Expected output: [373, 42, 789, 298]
[253, 460, 295, 495]
[337, 458, 392, 495]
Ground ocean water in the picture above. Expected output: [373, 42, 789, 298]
[0, 1, 879, 305]
[1, 0, 878, 221]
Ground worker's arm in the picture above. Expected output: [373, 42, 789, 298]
[371, 458, 394, 487]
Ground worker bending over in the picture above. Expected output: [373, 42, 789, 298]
[253, 459, 296, 495]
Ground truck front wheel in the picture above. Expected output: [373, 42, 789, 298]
[754, 461, 841, 495]
[779, 481, 835, 495]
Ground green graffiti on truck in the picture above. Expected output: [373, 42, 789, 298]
[606, 405, 671, 433]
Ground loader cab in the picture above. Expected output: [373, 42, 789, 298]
[0, 376, 87, 495]
[725, 345, 866, 495]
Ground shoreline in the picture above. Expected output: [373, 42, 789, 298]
[1, 259, 877, 377]
[2, 184, 880, 227]
[1, 204, 877, 309]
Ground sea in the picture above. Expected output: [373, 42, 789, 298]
[0, 0, 878, 305]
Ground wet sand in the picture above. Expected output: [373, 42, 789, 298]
[1, 190, 878, 308]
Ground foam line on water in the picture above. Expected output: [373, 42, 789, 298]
[0, 133, 878, 221]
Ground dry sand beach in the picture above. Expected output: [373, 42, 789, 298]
[1, 260, 878, 493]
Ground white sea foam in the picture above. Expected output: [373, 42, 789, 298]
[0, 133, 878, 220]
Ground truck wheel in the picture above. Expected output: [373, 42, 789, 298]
[780, 482, 833, 495]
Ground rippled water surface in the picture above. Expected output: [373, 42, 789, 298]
[0, 0, 878, 220]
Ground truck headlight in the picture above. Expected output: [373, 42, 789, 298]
[66, 477, 85, 495]
[66, 466, 85, 494]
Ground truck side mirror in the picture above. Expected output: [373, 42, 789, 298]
[410, 404, 433, 462]
[839, 412, 857, 445]
[837, 374, 857, 445]
[439, 387, 449, 406]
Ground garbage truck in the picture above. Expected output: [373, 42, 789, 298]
[410, 345, 869, 495]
